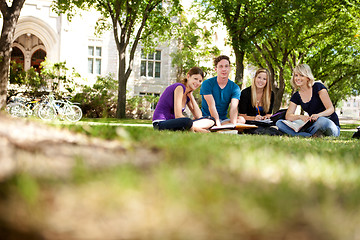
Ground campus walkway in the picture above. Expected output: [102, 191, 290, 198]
[339, 117, 360, 132]
[57, 121, 153, 127]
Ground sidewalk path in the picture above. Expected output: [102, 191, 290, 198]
[339, 117, 359, 132]
[54, 121, 153, 127]
[339, 116, 360, 124]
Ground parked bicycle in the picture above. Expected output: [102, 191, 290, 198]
[7, 95, 44, 118]
[38, 94, 82, 122]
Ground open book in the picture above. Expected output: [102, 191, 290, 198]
[210, 123, 257, 132]
[282, 119, 312, 132]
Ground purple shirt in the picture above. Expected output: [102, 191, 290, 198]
[153, 83, 189, 121]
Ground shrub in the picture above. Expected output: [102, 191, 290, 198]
[9, 60, 160, 119]
[126, 94, 159, 119]
[8, 59, 81, 99]
[72, 74, 118, 118]
[40, 60, 81, 95]
[9, 61, 26, 85]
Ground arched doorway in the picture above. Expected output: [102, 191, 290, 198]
[10, 47, 25, 68]
[31, 49, 46, 73]
[11, 33, 46, 71]
[14, 16, 59, 64]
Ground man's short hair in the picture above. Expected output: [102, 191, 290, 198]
[214, 55, 230, 67]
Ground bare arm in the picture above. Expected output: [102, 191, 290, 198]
[229, 98, 239, 124]
[204, 94, 221, 126]
[186, 92, 202, 119]
[239, 114, 256, 121]
[239, 113, 268, 121]
[285, 101, 310, 122]
[310, 89, 335, 121]
[174, 86, 186, 118]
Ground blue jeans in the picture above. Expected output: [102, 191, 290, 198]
[276, 117, 340, 137]
[153, 116, 216, 131]
[153, 117, 193, 131]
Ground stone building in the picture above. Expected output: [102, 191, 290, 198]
[337, 96, 360, 119]
[9, 0, 177, 98]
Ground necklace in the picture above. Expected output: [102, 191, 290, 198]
[256, 95, 262, 105]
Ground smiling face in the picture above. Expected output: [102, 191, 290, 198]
[293, 72, 310, 88]
[254, 72, 268, 90]
[290, 64, 315, 89]
[215, 59, 231, 79]
[186, 73, 203, 91]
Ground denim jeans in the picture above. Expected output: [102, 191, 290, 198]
[153, 117, 193, 131]
[276, 117, 340, 137]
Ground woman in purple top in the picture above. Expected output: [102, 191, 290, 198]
[276, 64, 340, 137]
[153, 67, 215, 132]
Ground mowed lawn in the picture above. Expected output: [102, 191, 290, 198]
[3, 118, 360, 239]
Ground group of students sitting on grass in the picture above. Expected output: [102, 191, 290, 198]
[152, 55, 340, 137]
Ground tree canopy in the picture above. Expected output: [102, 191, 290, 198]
[170, 5, 220, 81]
[2, 0, 360, 114]
[197, 0, 360, 111]
[197, 0, 291, 86]
[247, 0, 360, 110]
[53, 0, 182, 118]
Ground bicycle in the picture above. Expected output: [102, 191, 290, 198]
[7, 96, 43, 118]
[38, 94, 82, 122]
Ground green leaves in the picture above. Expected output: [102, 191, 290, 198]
[53, 0, 182, 118]
[170, 12, 220, 79]
[245, 0, 360, 108]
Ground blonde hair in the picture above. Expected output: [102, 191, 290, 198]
[290, 64, 315, 89]
[251, 68, 272, 113]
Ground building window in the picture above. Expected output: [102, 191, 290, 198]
[88, 46, 102, 74]
[141, 49, 161, 78]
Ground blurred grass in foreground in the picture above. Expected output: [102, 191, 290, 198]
[2, 120, 360, 239]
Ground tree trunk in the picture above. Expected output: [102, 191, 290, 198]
[273, 87, 284, 113]
[0, 49, 10, 110]
[0, 0, 26, 109]
[272, 69, 285, 113]
[116, 50, 127, 119]
[233, 48, 245, 88]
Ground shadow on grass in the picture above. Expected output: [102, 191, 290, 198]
[1, 120, 360, 239]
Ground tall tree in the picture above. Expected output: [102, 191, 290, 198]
[198, 0, 289, 86]
[0, 0, 26, 109]
[170, 9, 220, 81]
[53, 0, 181, 118]
[306, 31, 360, 107]
[307, 1, 360, 106]
[247, 0, 359, 111]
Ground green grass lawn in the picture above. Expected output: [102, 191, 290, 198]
[3, 118, 360, 239]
